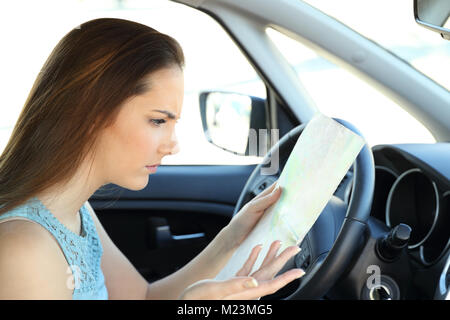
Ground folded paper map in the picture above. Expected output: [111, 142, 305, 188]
[215, 113, 365, 280]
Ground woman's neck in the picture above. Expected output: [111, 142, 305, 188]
[33, 158, 104, 232]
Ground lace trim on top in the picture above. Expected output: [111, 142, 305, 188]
[0, 197, 104, 295]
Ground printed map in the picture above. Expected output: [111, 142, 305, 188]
[215, 113, 365, 280]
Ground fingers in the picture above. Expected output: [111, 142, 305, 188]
[182, 277, 260, 300]
[216, 277, 260, 297]
[236, 244, 263, 276]
[224, 268, 305, 300]
[257, 245, 301, 280]
[249, 185, 282, 212]
[253, 180, 278, 199]
[182, 245, 305, 300]
[192, 267, 305, 300]
[260, 240, 282, 268]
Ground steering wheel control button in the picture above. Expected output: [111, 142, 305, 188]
[251, 177, 277, 197]
[295, 241, 311, 270]
[376, 223, 411, 262]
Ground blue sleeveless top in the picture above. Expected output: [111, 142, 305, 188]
[0, 196, 108, 300]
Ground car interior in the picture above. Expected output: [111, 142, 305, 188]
[24, 0, 446, 300]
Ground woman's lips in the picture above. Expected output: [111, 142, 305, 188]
[145, 165, 159, 173]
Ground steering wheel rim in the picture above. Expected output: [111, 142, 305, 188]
[233, 118, 375, 299]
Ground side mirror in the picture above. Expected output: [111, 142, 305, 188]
[414, 0, 450, 40]
[199, 91, 269, 156]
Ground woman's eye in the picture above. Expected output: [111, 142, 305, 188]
[149, 119, 166, 126]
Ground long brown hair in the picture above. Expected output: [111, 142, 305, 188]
[0, 18, 185, 215]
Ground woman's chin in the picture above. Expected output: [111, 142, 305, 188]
[117, 176, 149, 191]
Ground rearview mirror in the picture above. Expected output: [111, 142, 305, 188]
[414, 0, 450, 40]
[199, 91, 269, 156]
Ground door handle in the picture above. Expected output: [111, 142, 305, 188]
[155, 225, 205, 248]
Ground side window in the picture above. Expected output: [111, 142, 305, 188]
[146, 3, 266, 165]
[0, 1, 265, 165]
[266, 28, 435, 147]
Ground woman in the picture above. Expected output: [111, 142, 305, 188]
[0, 18, 304, 299]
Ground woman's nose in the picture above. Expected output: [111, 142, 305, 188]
[160, 131, 179, 156]
[168, 138, 180, 155]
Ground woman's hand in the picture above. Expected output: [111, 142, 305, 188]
[179, 241, 305, 300]
[223, 180, 282, 250]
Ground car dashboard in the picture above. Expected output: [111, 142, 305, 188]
[370, 143, 450, 265]
[336, 143, 450, 299]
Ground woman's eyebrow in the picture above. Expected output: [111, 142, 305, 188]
[152, 109, 178, 120]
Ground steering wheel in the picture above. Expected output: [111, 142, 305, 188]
[233, 118, 375, 299]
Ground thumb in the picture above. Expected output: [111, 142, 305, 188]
[184, 277, 259, 299]
[209, 276, 259, 298]
[222, 277, 259, 297]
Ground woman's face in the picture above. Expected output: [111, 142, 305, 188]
[94, 66, 183, 190]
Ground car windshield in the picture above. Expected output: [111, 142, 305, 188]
[301, 0, 450, 91]
[0, 0, 447, 158]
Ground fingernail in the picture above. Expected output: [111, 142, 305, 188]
[244, 278, 258, 288]
[272, 185, 281, 194]
[293, 246, 301, 254]
[296, 269, 306, 278]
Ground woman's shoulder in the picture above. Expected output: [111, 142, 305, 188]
[0, 202, 51, 244]
[0, 213, 69, 263]
[0, 216, 54, 244]
[0, 219, 73, 299]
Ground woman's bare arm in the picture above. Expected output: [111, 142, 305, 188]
[0, 220, 73, 299]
